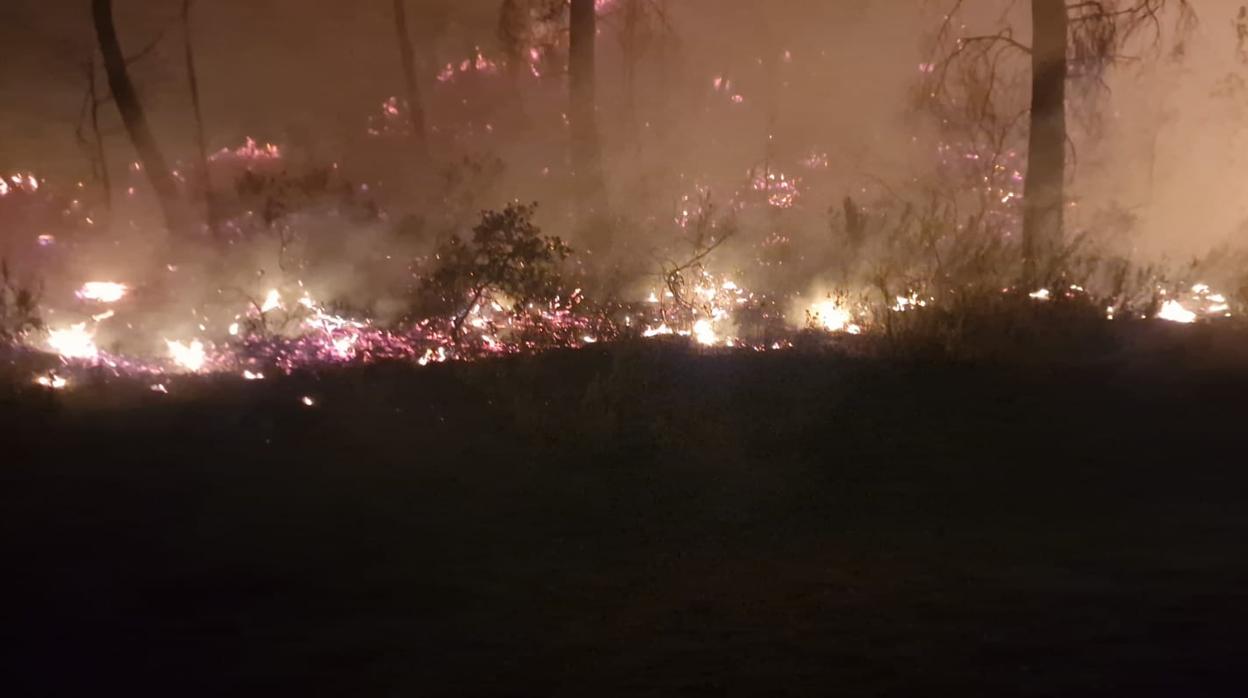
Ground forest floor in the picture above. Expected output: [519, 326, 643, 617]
[4, 328, 1248, 696]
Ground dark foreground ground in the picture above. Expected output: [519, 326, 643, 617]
[4, 330, 1248, 696]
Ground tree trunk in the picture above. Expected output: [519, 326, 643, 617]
[569, 0, 605, 208]
[500, 0, 527, 86]
[87, 62, 113, 212]
[1022, 0, 1067, 285]
[393, 0, 430, 163]
[182, 0, 217, 237]
[92, 0, 185, 235]
[620, 0, 642, 146]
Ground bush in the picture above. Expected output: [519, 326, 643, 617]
[0, 260, 41, 346]
[418, 202, 572, 337]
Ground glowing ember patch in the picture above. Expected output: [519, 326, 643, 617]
[166, 339, 208, 372]
[1157, 300, 1197, 324]
[752, 170, 800, 208]
[243, 370, 265, 381]
[76, 281, 129, 304]
[211, 137, 282, 162]
[47, 323, 99, 361]
[331, 334, 359, 359]
[150, 384, 168, 394]
[1029, 289, 1052, 301]
[301, 396, 316, 407]
[36, 234, 55, 246]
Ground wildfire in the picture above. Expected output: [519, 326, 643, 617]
[33, 372, 68, 390]
[76, 281, 129, 304]
[752, 170, 800, 208]
[807, 299, 861, 334]
[692, 319, 719, 346]
[0, 172, 39, 197]
[166, 339, 208, 373]
[1157, 300, 1196, 324]
[46, 323, 99, 361]
[260, 289, 283, 313]
[210, 137, 282, 162]
[1154, 284, 1234, 324]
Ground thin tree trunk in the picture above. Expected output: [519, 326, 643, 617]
[182, 0, 217, 237]
[570, 0, 605, 208]
[87, 61, 113, 212]
[620, 0, 641, 146]
[500, 0, 527, 88]
[393, 0, 430, 162]
[92, 0, 185, 235]
[1022, 0, 1067, 285]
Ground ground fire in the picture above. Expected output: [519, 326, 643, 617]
[5, 1, 1248, 696]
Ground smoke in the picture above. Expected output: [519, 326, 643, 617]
[3, 0, 1248, 362]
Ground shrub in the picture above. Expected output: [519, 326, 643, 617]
[0, 260, 41, 346]
[419, 202, 572, 338]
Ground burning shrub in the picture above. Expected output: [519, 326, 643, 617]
[0, 261, 42, 346]
[419, 202, 573, 339]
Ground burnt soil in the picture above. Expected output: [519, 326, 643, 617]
[4, 332, 1248, 696]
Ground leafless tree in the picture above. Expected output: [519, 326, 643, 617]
[929, 0, 1194, 285]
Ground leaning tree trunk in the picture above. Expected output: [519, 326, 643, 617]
[92, 0, 185, 235]
[1022, 0, 1068, 286]
[569, 0, 605, 209]
[182, 0, 218, 237]
[393, 0, 430, 163]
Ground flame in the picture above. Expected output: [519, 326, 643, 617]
[47, 323, 99, 361]
[692, 319, 719, 346]
[76, 281, 129, 304]
[260, 289, 282, 313]
[643, 323, 674, 338]
[808, 300, 860, 334]
[33, 372, 68, 390]
[166, 339, 208, 372]
[1157, 300, 1197, 324]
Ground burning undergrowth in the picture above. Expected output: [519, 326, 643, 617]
[5, 105, 1248, 394]
[6, 135, 1248, 397]
[5, 165, 1246, 396]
